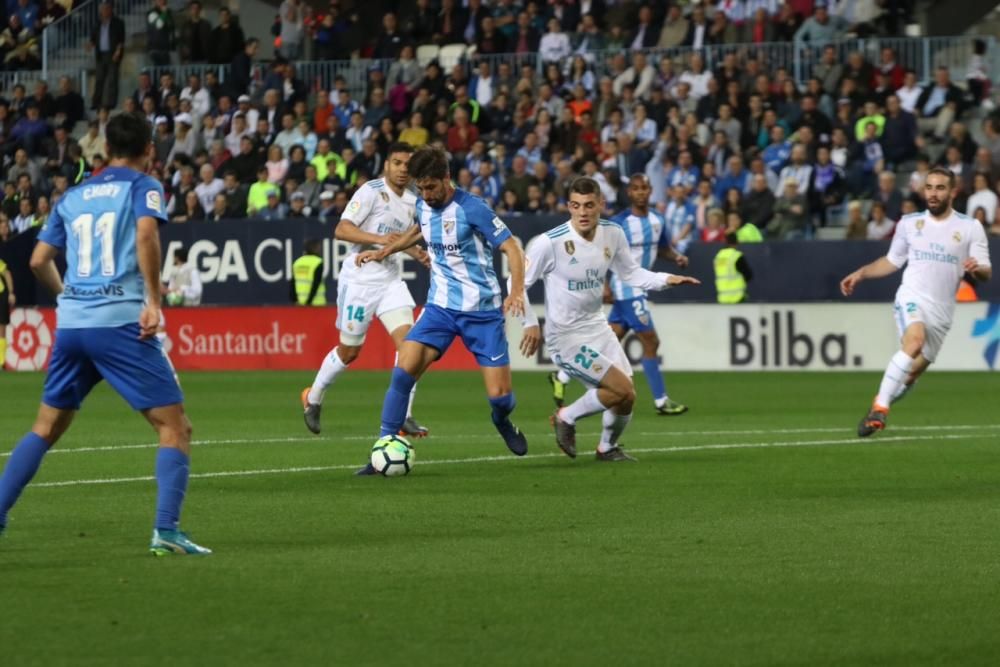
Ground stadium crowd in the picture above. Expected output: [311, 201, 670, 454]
[1, 0, 999, 265]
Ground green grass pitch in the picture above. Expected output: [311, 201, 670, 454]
[1, 369, 999, 666]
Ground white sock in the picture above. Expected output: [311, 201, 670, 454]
[875, 351, 914, 409]
[891, 381, 915, 404]
[654, 396, 671, 408]
[598, 410, 632, 452]
[308, 348, 349, 404]
[559, 388, 606, 425]
[407, 384, 417, 418]
[556, 369, 571, 384]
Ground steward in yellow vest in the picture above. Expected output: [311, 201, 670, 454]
[291, 239, 326, 306]
[713, 233, 752, 304]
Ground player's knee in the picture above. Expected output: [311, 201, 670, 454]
[643, 334, 660, 355]
[337, 345, 361, 364]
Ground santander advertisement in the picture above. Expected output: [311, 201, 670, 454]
[3, 307, 479, 372]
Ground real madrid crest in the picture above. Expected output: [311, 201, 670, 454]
[592, 364, 603, 374]
[564, 240, 575, 255]
[380, 191, 389, 203]
[953, 231, 962, 243]
[915, 219, 924, 235]
[604, 247, 611, 260]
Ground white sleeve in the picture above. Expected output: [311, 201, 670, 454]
[509, 236, 554, 327]
[342, 185, 375, 225]
[886, 220, 909, 268]
[608, 227, 674, 291]
[969, 220, 992, 267]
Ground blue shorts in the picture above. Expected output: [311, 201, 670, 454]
[43, 323, 183, 411]
[407, 304, 510, 367]
[608, 297, 655, 334]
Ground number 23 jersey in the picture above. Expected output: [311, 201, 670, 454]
[38, 166, 167, 329]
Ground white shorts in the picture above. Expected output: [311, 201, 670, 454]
[548, 325, 632, 388]
[336, 279, 416, 343]
[892, 287, 952, 362]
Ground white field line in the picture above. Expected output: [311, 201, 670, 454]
[8, 423, 1000, 459]
[30, 432, 1000, 489]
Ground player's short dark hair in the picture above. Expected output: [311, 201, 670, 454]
[407, 146, 450, 180]
[175, 247, 189, 262]
[568, 177, 600, 197]
[628, 173, 650, 186]
[304, 238, 322, 255]
[386, 142, 414, 157]
[926, 166, 956, 188]
[105, 113, 152, 160]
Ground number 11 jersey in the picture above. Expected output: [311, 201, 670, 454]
[38, 167, 167, 329]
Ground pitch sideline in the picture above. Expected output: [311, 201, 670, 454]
[30, 431, 1000, 489]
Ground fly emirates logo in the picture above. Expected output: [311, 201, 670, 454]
[175, 321, 307, 356]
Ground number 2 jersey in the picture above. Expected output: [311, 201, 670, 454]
[521, 220, 675, 340]
[339, 178, 418, 286]
[37, 166, 167, 329]
[887, 209, 991, 315]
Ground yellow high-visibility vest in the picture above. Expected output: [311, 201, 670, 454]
[292, 255, 326, 306]
[714, 247, 747, 304]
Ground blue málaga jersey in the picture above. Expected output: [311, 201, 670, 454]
[417, 188, 511, 312]
[38, 167, 167, 329]
[608, 210, 670, 301]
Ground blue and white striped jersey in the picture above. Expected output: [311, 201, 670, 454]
[608, 209, 670, 301]
[38, 166, 167, 329]
[417, 188, 512, 312]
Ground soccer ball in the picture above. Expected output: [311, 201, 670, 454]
[370, 435, 414, 477]
[165, 292, 184, 306]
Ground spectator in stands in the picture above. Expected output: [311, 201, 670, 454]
[170, 190, 204, 223]
[0, 14, 37, 71]
[146, 0, 175, 67]
[769, 179, 809, 240]
[194, 163, 223, 213]
[54, 76, 85, 132]
[873, 171, 903, 221]
[257, 189, 287, 220]
[373, 11, 404, 59]
[777, 144, 813, 197]
[209, 7, 244, 65]
[844, 201, 867, 239]
[966, 172, 998, 224]
[683, 4, 710, 48]
[39, 0, 66, 30]
[866, 201, 894, 240]
[230, 38, 258, 100]
[11, 196, 35, 234]
[915, 66, 964, 141]
[794, 2, 848, 45]
[44, 125, 76, 180]
[701, 208, 727, 243]
[206, 192, 227, 221]
[88, 2, 124, 110]
[277, 0, 307, 60]
[314, 189, 337, 222]
[8, 104, 46, 156]
[77, 120, 105, 165]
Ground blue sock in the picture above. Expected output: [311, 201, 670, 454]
[640, 357, 667, 402]
[155, 448, 190, 531]
[380, 368, 417, 437]
[0, 433, 50, 526]
[489, 393, 516, 434]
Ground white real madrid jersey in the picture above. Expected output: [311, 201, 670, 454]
[340, 178, 418, 285]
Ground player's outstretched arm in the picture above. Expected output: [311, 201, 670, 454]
[335, 219, 399, 246]
[356, 225, 423, 266]
[136, 216, 163, 339]
[840, 257, 900, 297]
[499, 236, 526, 317]
[29, 241, 63, 297]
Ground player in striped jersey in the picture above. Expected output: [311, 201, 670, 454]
[300, 143, 431, 438]
[354, 146, 529, 474]
[547, 174, 690, 416]
[516, 177, 699, 461]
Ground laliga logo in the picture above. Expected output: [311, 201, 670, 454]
[5, 308, 53, 371]
[972, 303, 1000, 369]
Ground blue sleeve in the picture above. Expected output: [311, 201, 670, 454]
[131, 175, 168, 224]
[37, 201, 66, 249]
[467, 197, 511, 247]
